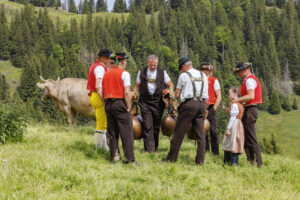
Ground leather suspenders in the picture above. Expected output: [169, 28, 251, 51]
[185, 71, 204, 101]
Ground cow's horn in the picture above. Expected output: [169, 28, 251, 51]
[40, 76, 46, 82]
[56, 77, 60, 82]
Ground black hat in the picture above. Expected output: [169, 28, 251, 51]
[198, 62, 213, 71]
[233, 62, 251, 73]
[111, 52, 129, 61]
[178, 57, 191, 70]
[97, 49, 112, 58]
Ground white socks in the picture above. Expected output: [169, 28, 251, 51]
[94, 130, 109, 151]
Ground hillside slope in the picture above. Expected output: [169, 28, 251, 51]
[0, 124, 299, 199]
[0, 0, 129, 24]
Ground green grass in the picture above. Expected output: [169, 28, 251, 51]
[0, 124, 300, 199]
[256, 95, 300, 160]
[0, 60, 21, 92]
[0, 0, 130, 24]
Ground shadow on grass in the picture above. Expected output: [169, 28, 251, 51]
[67, 140, 110, 161]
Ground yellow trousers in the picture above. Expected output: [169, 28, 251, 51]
[90, 92, 107, 131]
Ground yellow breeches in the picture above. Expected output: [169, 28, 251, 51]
[90, 92, 107, 131]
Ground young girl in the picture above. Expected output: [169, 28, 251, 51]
[222, 87, 245, 166]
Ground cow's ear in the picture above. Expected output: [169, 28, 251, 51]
[37, 83, 45, 89]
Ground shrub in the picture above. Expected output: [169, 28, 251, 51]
[292, 99, 298, 110]
[260, 133, 281, 155]
[0, 103, 27, 144]
[281, 97, 291, 111]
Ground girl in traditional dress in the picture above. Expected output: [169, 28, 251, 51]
[222, 87, 245, 166]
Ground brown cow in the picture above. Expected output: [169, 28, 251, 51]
[37, 76, 95, 127]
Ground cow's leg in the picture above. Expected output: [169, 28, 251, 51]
[71, 109, 77, 128]
[63, 105, 73, 128]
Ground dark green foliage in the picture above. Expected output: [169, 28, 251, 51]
[294, 84, 300, 95]
[17, 55, 39, 102]
[269, 89, 281, 114]
[2, 0, 300, 126]
[113, 0, 127, 13]
[292, 98, 298, 110]
[260, 133, 282, 154]
[0, 103, 27, 144]
[69, 0, 77, 13]
[281, 97, 291, 111]
[0, 5, 10, 60]
[0, 74, 9, 102]
[96, 0, 107, 12]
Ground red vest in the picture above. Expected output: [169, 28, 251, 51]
[102, 66, 124, 99]
[207, 76, 217, 105]
[240, 74, 262, 105]
[87, 61, 107, 93]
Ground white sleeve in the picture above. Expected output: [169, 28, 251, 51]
[226, 103, 239, 130]
[246, 78, 257, 90]
[203, 73, 209, 99]
[94, 66, 105, 79]
[122, 71, 131, 87]
[176, 73, 185, 89]
[164, 70, 171, 83]
[136, 70, 141, 84]
[214, 79, 220, 91]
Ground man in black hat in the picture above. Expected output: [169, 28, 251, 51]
[101, 52, 138, 165]
[232, 62, 263, 167]
[165, 57, 208, 164]
[133, 55, 174, 152]
[87, 49, 112, 151]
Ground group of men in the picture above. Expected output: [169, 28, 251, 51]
[87, 48, 263, 167]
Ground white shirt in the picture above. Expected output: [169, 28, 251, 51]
[99, 71, 131, 87]
[94, 65, 106, 88]
[176, 68, 208, 102]
[214, 79, 220, 91]
[246, 78, 257, 90]
[227, 103, 239, 130]
[122, 71, 131, 87]
[136, 68, 171, 95]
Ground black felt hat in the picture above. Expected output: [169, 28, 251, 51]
[233, 62, 251, 73]
[97, 49, 113, 58]
[111, 52, 129, 61]
[178, 57, 191, 70]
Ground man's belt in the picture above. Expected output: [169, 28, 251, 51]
[148, 79, 156, 83]
[185, 97, 206, 102]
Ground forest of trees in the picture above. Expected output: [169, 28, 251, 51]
[1, 0, 300, 131]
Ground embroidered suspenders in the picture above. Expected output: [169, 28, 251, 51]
[185, 71, 204, 101]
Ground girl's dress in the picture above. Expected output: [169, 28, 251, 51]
[222, 103, 244, 153]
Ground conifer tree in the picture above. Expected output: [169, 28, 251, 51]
[113, 0, 127, 13]
[78, 0, 83, 14]
[17, 55, 39, 102]
[292, 98, 298, 110]
[258, 79, 269, 110]
[281, 97, 291, 111]
[269, 88, 281, 114]
[0, 74, 9, 102]
[83, 0, 90, 14]
[96, 0, 107, 12]
[69, 0, 77, 13]
[89, 0, 95, 13]
[0, 5, 10, 60]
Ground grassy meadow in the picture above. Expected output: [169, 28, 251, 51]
[0, 124, 300, 199]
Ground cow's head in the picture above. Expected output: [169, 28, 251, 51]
[37, 76, 60, 101]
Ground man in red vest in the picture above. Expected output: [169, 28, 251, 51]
[198, 63, 222, 156]
[102, 53, 138, 165]
[232, 62, 263, 167]
[87, 49, 112, 150]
